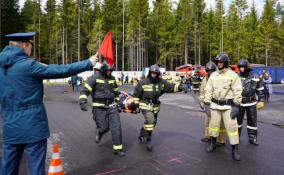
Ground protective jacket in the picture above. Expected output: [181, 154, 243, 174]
[0, 45, 92, 144]
[191, 74, 202, 91]
[79, 72, 119, 107]
[240, 72, 265, 106]
[205, 69, 242, 110]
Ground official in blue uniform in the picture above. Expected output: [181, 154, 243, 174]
[71, 75, 79, 92]
[0, 32, 98, 175]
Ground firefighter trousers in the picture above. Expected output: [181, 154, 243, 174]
[209, 109, 239, 145]
[237, 105, 258, 139]
[139, 110, 158, 141]
[92, 107, 123, 149]
[204, 114, 226, 143]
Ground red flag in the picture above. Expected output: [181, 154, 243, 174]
[98, 32, 114, 67]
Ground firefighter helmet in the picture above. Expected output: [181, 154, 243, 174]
[212, 53, 230, 68]
[100, 62, 113, 71]
[94, 62, 102, 70]
[149, 64, 160, 74]
[237, 59, 251, 69]
[205, 61, 217, 72]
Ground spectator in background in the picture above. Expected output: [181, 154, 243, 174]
[125, 74, 129, 84]
[121, 72, 125, 85]
[183, 75, 192, 93]
[71, 75, 79, 92]
[262, 72, 272, 102]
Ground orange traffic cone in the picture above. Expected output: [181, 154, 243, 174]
[48, 144, 64, 175]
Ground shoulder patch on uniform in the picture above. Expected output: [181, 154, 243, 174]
[39, 62, 48, 67]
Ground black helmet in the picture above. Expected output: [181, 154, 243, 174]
[237, 59, 251, 69]
[212, 53, 230, 68]
[205, 61, 217, 72]
[101, 61, 113, 72]
[149, 64, 160, 74]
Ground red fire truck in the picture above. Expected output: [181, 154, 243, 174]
[176, 64, 206, 77]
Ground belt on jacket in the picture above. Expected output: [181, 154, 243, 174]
[241, 96, 256, 103]
[212, 98, 234, 106]
[93, 99, 115, 106]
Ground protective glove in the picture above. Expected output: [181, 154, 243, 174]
[204, 103, 211, 117]
[80, 103, 88, 111]
[230, 105, 239, 119]
[256, 101, 264, 109]
[200, 102, 204, 110]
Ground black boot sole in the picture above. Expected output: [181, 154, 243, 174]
[232, 155, 241, 161]
[146, 144, 153, 152]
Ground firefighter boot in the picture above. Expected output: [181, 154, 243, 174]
[201, 137, 210, 142]
[138, 128, 147, 143]
[238, 127, 242, 137]
[146, 140, 153, 152]
[95, 131, 102, 144]
[206, 137, 217, 153]
[232, 145, 241, 161]
[145, 131, 153, 151]
[249, 136, 259, 146]
[113, 150, 126, 157]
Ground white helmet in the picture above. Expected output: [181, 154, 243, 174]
[94, 62, 102, 70]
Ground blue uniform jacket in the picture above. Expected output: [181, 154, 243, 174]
[71, 75, 79, 85]
[0, 45, 92, 144]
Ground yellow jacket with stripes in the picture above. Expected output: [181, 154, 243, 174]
[79, 73, 119, 107]
[204, 68, 243, 110]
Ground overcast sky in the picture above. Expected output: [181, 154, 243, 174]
[18, 0, 278, 15]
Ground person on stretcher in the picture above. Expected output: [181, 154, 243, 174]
[119, 91, 139, 113]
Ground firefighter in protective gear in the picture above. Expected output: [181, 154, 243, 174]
[204, 53, 243, 161]
[200, 61, 226, 145]
[175, 73, 182, 83]
[93, 62, 101, 74]
[163, 72, 173, 83]
[79, 62, 125, 157]
[237, 59, 265, 145]
[133, 64, 184, 151]
[118, 91, 139, 113]
[132, 72, 138, 86]
[191, 70, 202, 93]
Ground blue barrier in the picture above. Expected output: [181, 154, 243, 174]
[251, 66, 284, 84]
[276, 67, 284, 83]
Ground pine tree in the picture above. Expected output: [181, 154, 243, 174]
[41, 0, 60, 64]
[277, 14, 284, 65]
[1, 0, 23, 49]
[21, 0, 42, 60]
[87, 19, 104, 56]
[102, 0, 123, 70]
[202, 8, 215, 63]
[126, 0, 149, 71]
[192, 0, 205, 65]
[257, 0, 277, 66]
[211, 0, 224, 57]
[243, 0, 258, 63]
[81, 0, 94, 59]
[224, 0, 248, 63]
[148, 0, 175, 70]
[175, 0, 193, 65]
[59, 0, 77, 64]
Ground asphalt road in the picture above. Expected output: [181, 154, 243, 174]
[2, 84, 284, 175]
